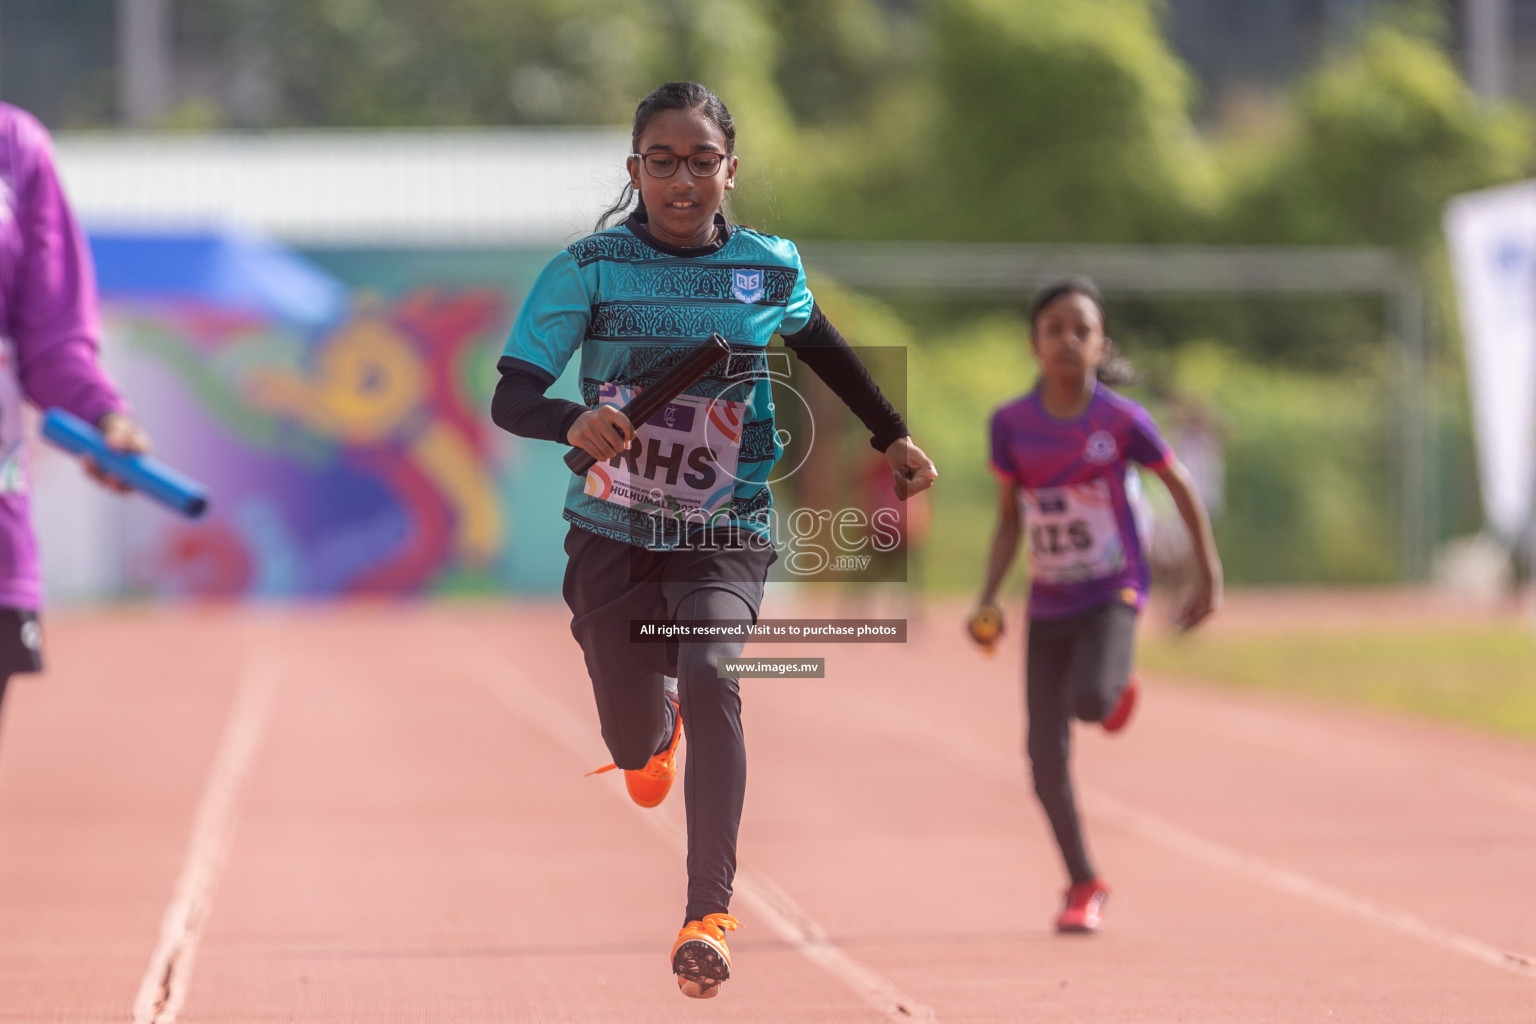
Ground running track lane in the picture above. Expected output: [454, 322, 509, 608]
[139, 607, 916, 1024]
[0, 601, 1531, 1022]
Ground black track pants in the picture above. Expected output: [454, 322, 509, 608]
[562, 526, 771, 924]
[1025, 601, 1137, 885]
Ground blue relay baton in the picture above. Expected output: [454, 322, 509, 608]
[40, 408, 210, 519]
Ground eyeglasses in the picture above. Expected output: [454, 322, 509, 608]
[630, 151, 728, 179]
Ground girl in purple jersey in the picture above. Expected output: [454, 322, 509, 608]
[968, 277, 1221, 934]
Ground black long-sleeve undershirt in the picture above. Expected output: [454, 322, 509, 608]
[490, 304, 910, 452]
[780, 304, 909, 452]
[491, 357, 588, 443]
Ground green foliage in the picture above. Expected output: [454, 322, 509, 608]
[1165, 343, 1401, 583]
[191, 0, 791, 131]
[903, 313, 1036, 594]
[188, 0, 627, 126]
[191, 1, 1531, 265]
[927, 0, 1217, 241]
[768, 0, 922, 129]
[1222, 22, 1531, 250]
[764, 0, 1219, 242]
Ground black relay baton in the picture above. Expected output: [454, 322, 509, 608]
[564, 333, 732, 476]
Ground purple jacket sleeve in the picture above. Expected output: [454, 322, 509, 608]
[7, 114, 127, 424]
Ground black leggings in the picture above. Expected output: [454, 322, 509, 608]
[562, 527, 770, 924]
[1025, 601, 1137, 886]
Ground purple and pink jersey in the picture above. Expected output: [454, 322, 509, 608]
[0, 105, 128, 610]
[990, 382, 1172, 621]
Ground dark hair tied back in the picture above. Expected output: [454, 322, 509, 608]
[595, 82, 736, 231]
[1028, 275, 1137, 386]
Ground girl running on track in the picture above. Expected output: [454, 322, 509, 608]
[969, 276, 1221, 934]
[0, 103, 151, 755]
[491, 81, 937, 999]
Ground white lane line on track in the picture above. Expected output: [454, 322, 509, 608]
[131, 657, 281, 1024]
[1148, 688, 1536, 817]
[810, 686, 1536, 982]
[478, 661, 936, 1023]
[1086, 791, 1536, 979]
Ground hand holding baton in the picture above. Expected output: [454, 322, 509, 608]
[564, 333, 732, 476]
[41, 408, 210, 518]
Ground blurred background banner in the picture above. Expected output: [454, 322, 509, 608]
[1444, 182, 1536, 550]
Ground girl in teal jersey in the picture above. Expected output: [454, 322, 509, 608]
[492, 82, 937, 999]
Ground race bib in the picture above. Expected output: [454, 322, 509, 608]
[583, 381, 745, 522]
[1019, 478, 1126, 584]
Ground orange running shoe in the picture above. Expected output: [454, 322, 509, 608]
[587, 698, 682, 808]
[1055, 879, 1110, 933]
[1101, 675, 1139, 734]
[671, 913, 740, 998]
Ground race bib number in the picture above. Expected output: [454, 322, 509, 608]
[583, 381, 745, 522]
[1019, 478, 1126, 584]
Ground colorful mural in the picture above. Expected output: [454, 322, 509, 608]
[110, 289, 510, 598]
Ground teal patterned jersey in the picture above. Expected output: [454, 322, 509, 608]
[503, 217, 815, 550]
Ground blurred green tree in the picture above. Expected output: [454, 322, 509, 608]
[766, 0, 922, 129]
[186, 2, 1527, 260]
[161, 1, 1535, 240]
[184, 0, 812, 213]
[1188, 19, 1532, 367]
[1223, 21, 1530, 251]
[186, 0, 792, 130]
[764, 0, 1219, 242]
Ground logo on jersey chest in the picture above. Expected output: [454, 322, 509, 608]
[731, 268, 765, 304]
[1084, 430, 1118, 465]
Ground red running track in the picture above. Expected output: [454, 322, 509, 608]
[0, 599, 1532, 1022]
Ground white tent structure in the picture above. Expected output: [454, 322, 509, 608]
[56, 128, 630, 246]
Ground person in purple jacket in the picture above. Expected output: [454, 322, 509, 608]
[969, 277, 1221, 935]
[0, 103, 150, 741]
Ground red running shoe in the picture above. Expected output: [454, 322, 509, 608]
[1055, 879, 1110, 933]
[1101, 675, 1139, 734]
